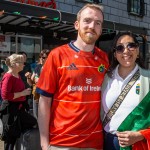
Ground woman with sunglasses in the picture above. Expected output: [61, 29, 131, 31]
[26, 49, 50, 119]
[101, 31, 150, 150]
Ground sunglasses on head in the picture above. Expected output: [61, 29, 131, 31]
[114, 42, 138, 54]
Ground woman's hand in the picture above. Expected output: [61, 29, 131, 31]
[22, 88, 32, 96]
[14, 88, 32, 99]
[25, 72, 33, 86]
[25, 72, 32, 79]
[117, 131, 144, 147]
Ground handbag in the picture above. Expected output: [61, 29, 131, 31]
[103, 69, 140, 127]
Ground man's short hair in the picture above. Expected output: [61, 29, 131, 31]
[77, 4, 104, 21]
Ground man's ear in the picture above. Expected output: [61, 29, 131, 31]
[74, 21, 79, 30]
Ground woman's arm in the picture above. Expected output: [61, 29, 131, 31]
[13, 88, 31, 99]
[2, 74, 31, 100]
[25, 72, 33, 86]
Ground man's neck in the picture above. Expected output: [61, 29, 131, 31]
[74, 40, 95, 52]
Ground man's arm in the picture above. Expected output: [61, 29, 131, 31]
[38, 95, 52, 150]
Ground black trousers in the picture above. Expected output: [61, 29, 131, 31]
[4, 138, 17, 150]
[104, 131, 120, 150]
[4, 109, 37, 150]
[19, 109, 37, 132]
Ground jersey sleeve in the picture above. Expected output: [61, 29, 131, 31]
[36, 50, 58, 97]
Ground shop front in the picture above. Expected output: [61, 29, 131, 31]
[0, 0, 77, 64]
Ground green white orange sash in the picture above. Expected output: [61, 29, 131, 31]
[117, 91, 150, 150]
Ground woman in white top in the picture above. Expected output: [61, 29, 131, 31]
[101, 31, 150, 150]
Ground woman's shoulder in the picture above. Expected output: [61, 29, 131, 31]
[35, 64, 42, 71]
[35, 64, 42, 69]
[1, 73, 14, 84]
[139, 67, 150, 77]
[3, 73, 13, 78]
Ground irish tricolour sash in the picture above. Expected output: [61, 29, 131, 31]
[117, 91, 150, 150]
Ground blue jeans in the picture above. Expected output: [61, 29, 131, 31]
[33, 100, 38, 119]
[104, 131, 120, 150]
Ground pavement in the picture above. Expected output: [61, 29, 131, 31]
[0, 141, 4, 150]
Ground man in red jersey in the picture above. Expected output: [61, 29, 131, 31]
[36, 3, 109, 150]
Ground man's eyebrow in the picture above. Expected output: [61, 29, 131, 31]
[83, 17, 102, 21]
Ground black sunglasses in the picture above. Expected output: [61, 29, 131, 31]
[114, 42, 138, 54]
[41, 57, 47, 59]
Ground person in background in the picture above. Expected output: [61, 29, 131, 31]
[101, 31, 150, 150]
[25, 49, 50, 119]
[18, 51, 32, 88]
[18, 51, 32, 110]
[1, 60, 8, 73]
[36, 3, 109, 150]
[0, 67, 4, 80]
[0, 67, 4, 105]
[0, 54, 37, 150]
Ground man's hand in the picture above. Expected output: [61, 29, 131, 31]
[41, 144, 50, 150]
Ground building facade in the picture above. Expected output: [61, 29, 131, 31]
[0, 0, 150, 68]
[54, 0, 150, 68]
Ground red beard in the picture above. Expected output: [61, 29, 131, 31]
[79, 28, 100, 44]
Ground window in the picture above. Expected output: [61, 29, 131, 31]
[76, 0, 102, 4]
[127, 0, 145, 17]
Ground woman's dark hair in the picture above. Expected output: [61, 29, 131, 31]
[108, 31, 145, 77]
[18, 51, 27, 57]
[39, 49, 50, 58]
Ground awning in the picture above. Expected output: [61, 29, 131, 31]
[0, 0, 147, 40]
[0, 0, 77, 39]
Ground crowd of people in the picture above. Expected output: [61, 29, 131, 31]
[0, 3, 149, 150]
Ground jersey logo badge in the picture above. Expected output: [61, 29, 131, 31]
[67, 63, 78, 70]
[98, 64, 106, 73]
[136, 83, 140, 95]
[86, 78, 92, 84]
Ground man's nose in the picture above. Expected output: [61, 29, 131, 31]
[89, 21, 95, 29]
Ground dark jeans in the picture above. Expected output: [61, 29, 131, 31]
[33, 100, 38, 119]
[104, 131, 120, 150]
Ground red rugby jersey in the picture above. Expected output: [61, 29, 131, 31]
[36, 43, 109, 149]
